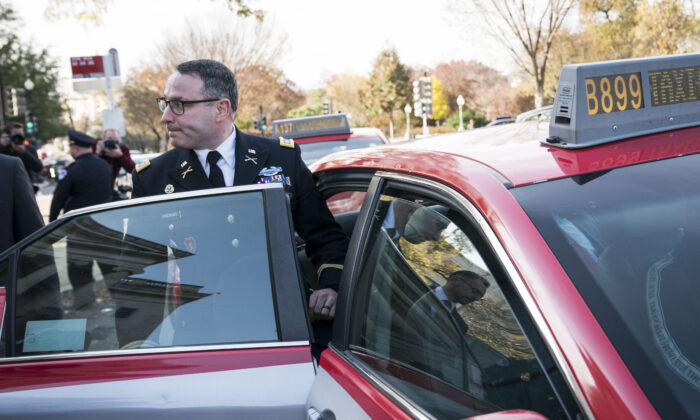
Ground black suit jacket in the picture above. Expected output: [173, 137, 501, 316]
[0, 155, 44, 253]
[131, 127, 348, 289]
[49, 153, 113, 221]
[0, 143, 43, 176]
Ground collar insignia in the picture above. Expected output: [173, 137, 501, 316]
[245, 155, 258, 165]
[181, 166, 193, 179]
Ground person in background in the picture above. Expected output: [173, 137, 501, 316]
[49, 130, 114, 309]
[0, 154, 43, 253]
[94, 128, 135, 200]
[0, 123, 43, 188]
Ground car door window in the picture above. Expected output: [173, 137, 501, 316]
[6, 191, 278, 357]
[348, 192, 566, 419]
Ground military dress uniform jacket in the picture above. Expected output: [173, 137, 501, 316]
[131, 127, 349, 289]
[49, 153, 113, 222]
[0, 155, 44, 253]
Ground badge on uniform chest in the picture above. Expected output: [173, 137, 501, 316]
[256, 167, 291, 186]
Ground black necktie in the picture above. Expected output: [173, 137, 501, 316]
[207, 151, 225, 188]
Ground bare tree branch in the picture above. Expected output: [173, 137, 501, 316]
[451, 0, 575, 107]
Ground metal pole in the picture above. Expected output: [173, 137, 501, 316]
[422, 113, 429, 136]
[458, 104, 464, 131]
[105, 57, 115, 110]
[404, 104, 411, 140]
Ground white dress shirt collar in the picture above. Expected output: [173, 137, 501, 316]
[194, 126, 236, 186]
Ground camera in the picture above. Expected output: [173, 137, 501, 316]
[10, 133, 25, 145]
[104, 138, 118, 150]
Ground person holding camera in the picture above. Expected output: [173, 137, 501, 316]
[0, 123, 43, 186]
[94, 128, 135, 200]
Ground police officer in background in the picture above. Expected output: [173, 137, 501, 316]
[49, 130, 113, 221]
[49, 130, 113, 309]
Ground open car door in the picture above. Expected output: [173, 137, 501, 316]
[0, 184, 315, 419]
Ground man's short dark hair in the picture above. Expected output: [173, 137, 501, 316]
[176, 59, 238, 113]
[449, 270, 490, 288]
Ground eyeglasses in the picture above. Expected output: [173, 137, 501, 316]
[157, 97, 221, 115]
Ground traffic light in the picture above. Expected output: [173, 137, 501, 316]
[261, 115, 267, 132]
[31, 114, 39, 135]
[412, 80, 421, 102]
[254, 119, 260, 130]
[25, 111, 36, 135]
[323, 101, 330, 115]
[422, 77, 432, 101]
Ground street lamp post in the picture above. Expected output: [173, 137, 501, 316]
[457, 95, 465, 131]
[24, 79, 34, 139]
[404, 104, 412, 140]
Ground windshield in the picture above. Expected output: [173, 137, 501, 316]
[298, 136, 383, 165]
[512, 153, 700, 419]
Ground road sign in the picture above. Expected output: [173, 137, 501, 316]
[71, 49, 122, 93]
[71, 56, 106, 79]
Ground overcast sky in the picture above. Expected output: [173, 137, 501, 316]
[13, 0, 514, 93]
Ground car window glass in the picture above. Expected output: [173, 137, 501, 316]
[299, 137, 383, 165]
[326, 191, 366, 215]
[512, 153, 700, 418]
[11, 191, 278, 357]
[349, 194, 565, 419]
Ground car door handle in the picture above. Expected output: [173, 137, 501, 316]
[307, 407, 336, 420]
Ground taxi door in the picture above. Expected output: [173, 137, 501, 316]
[0, 184, 316, 419]
[306, 174, 576, 419]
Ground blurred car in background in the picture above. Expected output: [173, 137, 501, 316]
[485, 115, 515, 126]
[270, 113, 389, 165]
[516, 105, 553, 123]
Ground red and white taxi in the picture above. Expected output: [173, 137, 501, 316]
[271, 113, 389, 165]
[1, 53, 699, 419]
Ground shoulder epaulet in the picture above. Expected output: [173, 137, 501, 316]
[135, 160, 151, 173]
[279, 136, 295, 149]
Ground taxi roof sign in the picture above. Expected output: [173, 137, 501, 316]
[547, 53, 700, 149]
[272, 113, 351, 139]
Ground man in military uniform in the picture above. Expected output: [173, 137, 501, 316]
[131, 59, 349, 328]
[49, 130, 113, 308]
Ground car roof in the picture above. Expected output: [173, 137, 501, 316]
[311, 121, 700, 187]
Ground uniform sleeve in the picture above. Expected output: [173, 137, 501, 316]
[131, 168, 145, 198]
[49, 172, 72, 222]
[289, 145, 349, 290]
[12, 159, 43, 240]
